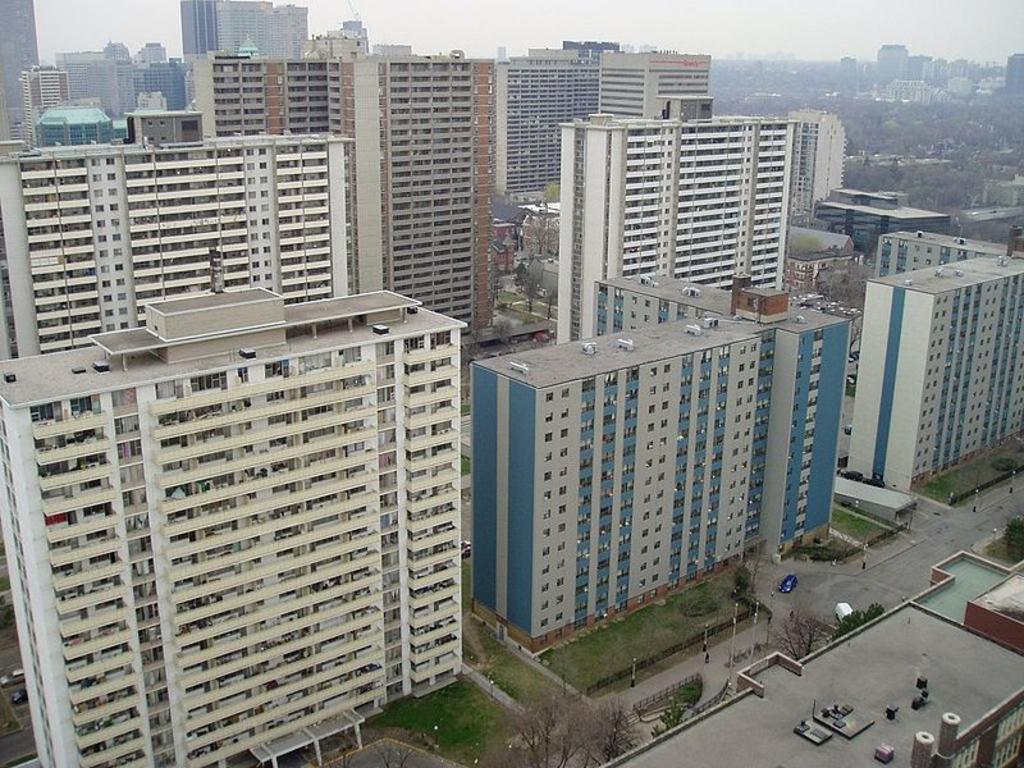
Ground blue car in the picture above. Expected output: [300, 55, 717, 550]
[779, 574, 798, 594]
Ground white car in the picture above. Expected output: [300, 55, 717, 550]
[835, 602, 854, 622]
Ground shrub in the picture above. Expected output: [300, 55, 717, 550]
[992, 457, 1019, 472]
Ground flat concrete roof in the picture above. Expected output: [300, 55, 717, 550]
[974, 575, 1024, 622]
[149, 288, 278, 315]
[881, 230, 1007, 254]
[0, 301, 461, 408]
[872, 256, 1024, 294]
[817, 199, 950, 220]
[917, 556, 1013, 623]
[613, 604, 1024, 768]
[600, 276, 846, 333]
[833, 477, 916, 512]
[474, 320, 760, 389]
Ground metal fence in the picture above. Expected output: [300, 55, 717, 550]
[632, 673, 702, 716]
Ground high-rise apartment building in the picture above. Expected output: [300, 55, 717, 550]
[180, 0, 219, 58]
[496, 49, 599, 196]
[133, 60, 189, 111]
[19, 65, 70, 145]
[473, 279, 848, 647]
[196, 52, 496, 330]
[0, 134, 349, 357]
[0, 0, 39, 127]
[0, 74, 9, 141]
[0, 287, 464, 768]
[849, 257, 1024, 490]
[598, 51, 711, 118]
[55, 50, 136, 117]
[192, 55, 332, 136]
[876, 44, 909, 83]
[875, 230, 1016, 277]
[1006, 53, 1024, 95]
[788, 109, 845, 223]
[558, 113, 793, 340]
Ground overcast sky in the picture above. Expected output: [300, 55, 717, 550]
[33, 0, 1022, 64]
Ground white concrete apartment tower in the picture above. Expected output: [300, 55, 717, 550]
[0, 288, 464, 767]
[598, 51, 711, 118]
[0, 135, 350, 358]
[558, 113, 794, 340]
[788, 109, 845, 222]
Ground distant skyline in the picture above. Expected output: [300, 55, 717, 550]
[32, 0, 1023, 64]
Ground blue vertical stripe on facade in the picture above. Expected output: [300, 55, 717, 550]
[873, 288, 905, 479]
[805, 323, 849, 533]
[506, 380, 536, 633]
[471, 366, 498, 611]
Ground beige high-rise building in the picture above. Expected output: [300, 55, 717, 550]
[19, 65, 69, 145]
[788, 109, 845, 222]
[194, 52, 496, 330]
[0, 287, 464, 768]
[0, 134, 349, 357]
[598, 51, 711, 118]
[558, 113, 794, 340]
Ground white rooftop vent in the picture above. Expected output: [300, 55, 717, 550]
[795, 315, 807, 324]
[954, 269, 964, 276]
[685, 324, 704, 336]
[508, 361, 530, 375]
[702, 316, 719, 329]
[616, 338, 635, 351]
[957, 237, 965, 245]
[998, 256, 1008, 266]
[904, 279, 914, 286]
[682, 286, 702, 297]
[581, 342, 597, 356]
[916, 231, 924, 238]
[640, 274, 654, 286]
[935, 267, 945, 277]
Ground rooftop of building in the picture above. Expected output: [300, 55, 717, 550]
[788, 249, 857, 262]
[880, 230, 1007, 254]
[817, 190, 949, 220]
[872, 255, 1024, 293]
[474, 320, 761, 389]
[788, 225, 855, 253]
[599, 275, 846, 333]
[610, 603, 1024, 768]
[570, 113, 791, 131]
[36, 106, 112, 126]
[973, 574, 1024, 623]
[0, 290, 462, 407]
[914, 553, 1012, 623]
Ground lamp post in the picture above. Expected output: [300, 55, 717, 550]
[728, 602, 738, 667]
[433, 724, 439, 750]
[630, 657, 637, 688]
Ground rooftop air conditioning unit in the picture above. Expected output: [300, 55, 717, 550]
[239, 348, 257, 359]
[92, 360, 110, 373]
[616, 338, 635, 351]
[371, 324, 390, 335]
[702, 316, 718, 328]
[508, 361, 530, 375]
[683, 286, 702, 297]
[685, 324, 703, 336]
[581, 342, 597, 356]
[795, 315, 807, 324]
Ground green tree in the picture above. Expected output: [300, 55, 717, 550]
[1004, 517, 1024, 561]
[651, 698, 687, 737]
[733, 564, 752, 597]
[832, 603, 885, 640]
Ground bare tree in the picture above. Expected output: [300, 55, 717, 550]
[585, 698, 640, 762]
[774, 607, 831, 660]
[817, 261, 872, 309]
[520, 263, 545, 315]
[375, 740, 415, 768]
[523, 213, 559, 259]
[493, 318, 513, 346]
[496, 692, 596, 768]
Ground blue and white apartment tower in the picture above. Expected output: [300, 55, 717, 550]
[472, 276, 849, 648]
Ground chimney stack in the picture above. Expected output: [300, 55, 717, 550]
[731, 273, 752, 315]
[936, 712, 961, 765]
[911, 731, 935, 768]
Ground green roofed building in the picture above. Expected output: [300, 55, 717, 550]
[35, 106, 114, 147]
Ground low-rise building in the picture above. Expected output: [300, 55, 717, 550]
[34, 105, 114, 146]
[849, 257, 1024, 490]
[606, 600, 1024, 768]
[786, 250, 857, 293]
[815, 189, 950, 252]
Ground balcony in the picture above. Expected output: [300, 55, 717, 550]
[33, 411, 106, 439]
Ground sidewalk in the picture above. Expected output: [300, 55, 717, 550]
[605, 622, 766, 712]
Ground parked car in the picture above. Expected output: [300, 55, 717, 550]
[0, 669, 24, 687]
[864, 477, 886, 488]
[841, 470, 863, 481]
[10, 689, 27, 705]
[835, 602, 854, 622]
[461, 540, 472, 559]
[779, 573, 798, 594]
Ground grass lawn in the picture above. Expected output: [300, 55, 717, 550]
[0, 695, 19, 736]
[369, 681, 507, 765]
[474, 625, 560, 703]
[984, 537, 1021, 565]
[461, 455, 471, 476]
[460, 402, 470, 416]
[461, 560, 472, 614]
[540, 573, 734, 692]
[918, 442, 1024, 503]
[831, 505, 890, 543]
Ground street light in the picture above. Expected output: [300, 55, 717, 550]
[630, 657, 637, 688]
[433, 724, 439, 750]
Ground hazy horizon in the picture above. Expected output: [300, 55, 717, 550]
[31, 0, 1023, 65]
